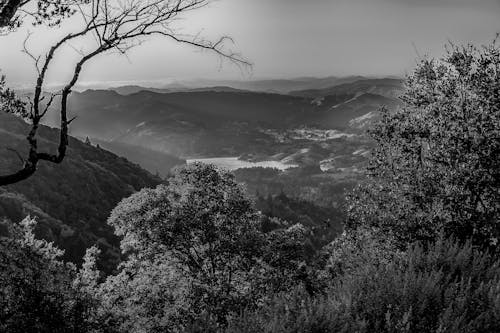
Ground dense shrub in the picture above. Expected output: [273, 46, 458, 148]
[225, 237, 500, 333]
[320, 227, 401, 278]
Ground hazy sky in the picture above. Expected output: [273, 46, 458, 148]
[1, 0, 499, 86]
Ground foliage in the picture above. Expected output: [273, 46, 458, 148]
[0, 75, 26, 116]
[0, 217, 95, 333]
[0, 112, 161, 270]
[0, 0, 89, 30]
[89, 254, 190, 333]
[347, 41, 500, 248]
[256, 222, 322, 297]
[256, 191, 344, 249]
[225, 237, 500, 333]
[99, 164, 312, 330]
[234, 165, 359, 209]
[320, 227, 401, 279]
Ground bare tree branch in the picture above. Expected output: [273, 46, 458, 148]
[21, 32, 41, 74]
[0, 0, 252, 186]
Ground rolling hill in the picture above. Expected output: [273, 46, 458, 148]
[289, 78, 404, 98]
[39, 78, 402, 159]
[141, 75, 368, 94]
[0, 112, 161, 270]
[109, 85, 249, 95]
[43, 89, 322, 157]
[91, 139, 185, 177]
[0, 77, 404, 270]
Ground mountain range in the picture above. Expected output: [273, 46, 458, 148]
[39, 77, 403, 162]
[141, 76, 371, 94]
[0, 75, 406, 271]
[15, 75, 399, 95]
[289, 78, 403, 98]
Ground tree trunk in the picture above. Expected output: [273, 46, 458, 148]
[0, 0, 22, 27]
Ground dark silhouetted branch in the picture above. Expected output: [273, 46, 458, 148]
[0, 0, 251, 186]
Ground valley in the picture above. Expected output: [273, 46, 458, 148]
[187, 157, 297, 171]
[2, 76, 404, 269]
[39, 76, 403, 214]
[40, 77, 401, 173]
[1, 1, 497, 329]
[65, 77, 403, 237]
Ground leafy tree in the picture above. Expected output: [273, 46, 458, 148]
[79, 251, 189, 333]
[0, 217, 96, 332]
[257, 222, 322, 297]
[77, 163, 313, 331]
[0, 75, 24, 114]
[321, 227, 400, 279]
[104, 163, 266, 327]
[347, 40, 500, 248]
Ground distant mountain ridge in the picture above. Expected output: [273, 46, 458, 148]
[0, 76, 406, 271]
[14, 75, 403, 96]
[107, 75, 373, 95]
[91, 139, 185, 177]
[36, 77, 404, 159]
[110, 85, 249, 95]
[289, 78, 404, 98]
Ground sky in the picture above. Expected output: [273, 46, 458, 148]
[0, 0, 499, 87]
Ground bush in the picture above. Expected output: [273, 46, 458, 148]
[226, 237, 500, 333]
[0, 218, 95, 333]
[320, 227, 401, 279]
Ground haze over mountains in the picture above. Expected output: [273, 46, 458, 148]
[9, 74, 406, 203]
[0, 75, 405, 270]
[38, 76, 403, 171]
[107, 76, 370, 95]
[104, 76, 400, 95]
[12, 75, 399, 95]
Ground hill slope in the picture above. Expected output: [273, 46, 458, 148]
[39, 83, 401, 158]
[0, 112, 161, 269]
[289, 78, 404, 98]
[91, 139, 185, 177]
[154, 76, 367, 94]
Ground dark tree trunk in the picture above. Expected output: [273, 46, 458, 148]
[0, 0, 23, 27]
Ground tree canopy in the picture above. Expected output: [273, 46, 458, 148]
[0, 217, 95, 332]
[347, 41, 500, 248]
[98, 163, 311, 329]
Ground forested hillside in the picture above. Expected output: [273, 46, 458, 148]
[91, 139, 185, 177]
[0, 112, 161, 268]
